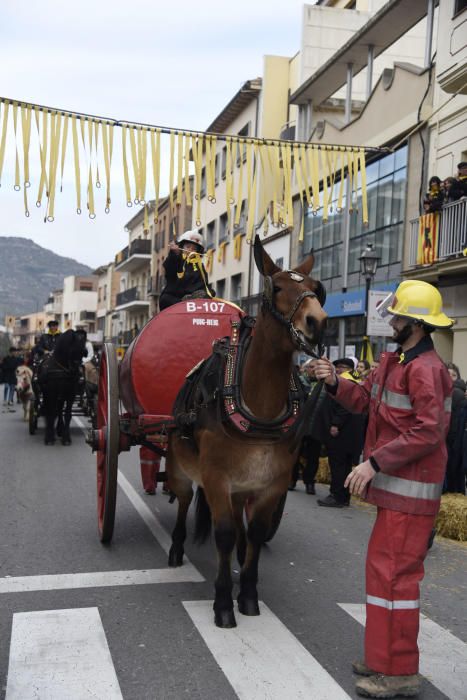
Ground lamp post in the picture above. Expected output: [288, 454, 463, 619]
[359, 243, 379, 336]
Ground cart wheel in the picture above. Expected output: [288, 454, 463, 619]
[96, 343, 120, 543]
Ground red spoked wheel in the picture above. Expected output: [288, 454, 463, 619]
[96, 343, 120, 543]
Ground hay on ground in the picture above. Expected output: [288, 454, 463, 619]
[315, 457, 331, 485]
[436, 494, 467, 542]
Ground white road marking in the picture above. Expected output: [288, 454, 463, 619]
[0, 565, 203, 594]
[339, 603, 467, 700]
[184, 600, 351, 700]
[6, 607, 122, 700]
[73, 415, 204, 580]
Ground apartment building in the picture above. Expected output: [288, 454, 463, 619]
[95, 263, 121, 343]
[10, 311, 54, 349]
[114, 206, 153, 346]
[60, 275, 99, 339]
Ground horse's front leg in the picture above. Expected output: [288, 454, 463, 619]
[204, 480, 237, 628]
[238, 488, 286, 617]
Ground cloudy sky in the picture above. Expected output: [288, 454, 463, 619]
[0, 0, 315, 268]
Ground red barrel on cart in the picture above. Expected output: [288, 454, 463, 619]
[119, 299, 244, 416]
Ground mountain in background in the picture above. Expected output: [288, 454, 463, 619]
[0, 236, 92, 319]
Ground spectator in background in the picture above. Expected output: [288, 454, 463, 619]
[456, 161, 467, 197]
[289, 361, 322, 495]
[443, 176, 464, 204]
[444, 362, 466, 493]
[1, 348, 21, 411]
[370, 358, 380, 371]
[357, 359, 371, 380]
[425, 176, 444, 212]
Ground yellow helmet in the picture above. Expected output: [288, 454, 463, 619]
[386, 280, 453, 328]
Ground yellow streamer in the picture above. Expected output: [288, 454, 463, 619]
[20, 105, 32, 215]
[71, 115, 81, 213]
[129, 127, 140, 202]
[150, 128, 161, 220]
[139, 127, 147, 204]
[192, 133, 203, 226]
[359, 148, 368, 225]
[234, 139, 244, 227]
[246, 143, 258, 242]
[177, 132, 183, 206]
[46, 111, 62, 221]
[122, 125, 132, 206]
[294, 144, 305, 241]
[321, 148, 329, 222]
[59, 114, 69, 193]
[0, 99, 10, 186]
[168, 130, 175, 224]
[12, 102, 21, 191]
[234, 232, 242, 260]
[183, 132, 192, 207]
[101, 121, 113, 212]
[86, 118, 95, 218]
[217, 239, 228, 263]
[94, 121, 101, 189]
[337, 149, 345, 212]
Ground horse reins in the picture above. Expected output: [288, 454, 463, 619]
[261, 283, 324, 358]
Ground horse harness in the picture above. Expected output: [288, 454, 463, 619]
[174, 315, 307, 442]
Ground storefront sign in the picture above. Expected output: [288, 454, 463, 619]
[367, 290, 394, 337]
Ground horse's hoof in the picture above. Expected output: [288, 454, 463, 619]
[214, 609, 237, 628]
[168, 545, 184, 567]
[238, 596, 260, 616]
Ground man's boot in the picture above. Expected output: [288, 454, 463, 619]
[356, 673, 421, 698]
[352, 660, 377, 676]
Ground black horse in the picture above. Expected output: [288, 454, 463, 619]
[38, 330, 87, 445]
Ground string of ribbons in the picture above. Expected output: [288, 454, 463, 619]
[0, 97, 374, 242]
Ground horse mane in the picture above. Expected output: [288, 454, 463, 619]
[53, 330, 85, 368]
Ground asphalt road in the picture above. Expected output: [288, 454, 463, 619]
[0, 402, 466, 699]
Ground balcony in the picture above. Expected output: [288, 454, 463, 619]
[80, 310, 96, 322]
[408, 199, 467, 269]
[115, 286, 150, 311]
[115, 239, 151, 272]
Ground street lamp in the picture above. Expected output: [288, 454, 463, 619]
[359, 243, 379, 336]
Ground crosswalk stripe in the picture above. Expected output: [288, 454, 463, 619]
[184, 600, 351, 700]
[339, 603, 467, 700]
[6, 607, 123, 700]
[0, 565, 203, 594]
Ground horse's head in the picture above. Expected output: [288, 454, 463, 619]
[53, 329, 87, 372]
[253, 235, 327, 356]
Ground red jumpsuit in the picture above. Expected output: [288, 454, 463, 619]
[332, 336, 452, 675]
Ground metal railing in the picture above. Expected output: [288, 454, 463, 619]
[115, 286, 147, 307]
[80, 310, 96, 321]
[408, 198, 467, 267]
[129, 238, 151, 256]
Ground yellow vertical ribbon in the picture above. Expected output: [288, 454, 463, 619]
[46, 111, 62, 221]
[150, 128, 160, 220]
[294, 144, 306, 241]
[129, 127, 140, 202]
[101, 121, 113, 212]
[139, 127, 147, 204]
[177, 132, 183, 206]
[59, 114, 69, 193]
[93, 120, 101, 189]
[209, 136, 217, 202]
[234, 139, 244, 226]
[183, 132, 192, 206]
[257, 143, 269, 235]
[359, 148, 368, 225]
[346, 148, 354, 211]
[86, 118, 95, 218]
[246, 142, 259, 242]
[225, 136, 232, 230]
[20, 104, 32, 215]
[337, 148, 345, 212]
[168, 130, 175, 225]
[122, 125, 132, 206]
[234, 233, 242, 260]
[71, 114, 82, 213]
[0, 99, 10, 186]
[352, 149, 359, 211]
[12, 102, 21, 191]
[299, 144, 312, 210]
[192, 133, 203, 226]
[321, 147, 329, 222]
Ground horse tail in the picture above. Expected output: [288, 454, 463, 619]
[193, 487, 212, 544]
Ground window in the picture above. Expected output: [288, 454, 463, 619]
[216, 278, 226, 299]
[237, 123, 250, 165]
[304, 145, 407, 281]
[98, 288, 101, 303]
[218, 213, 228, 243]
[79, 282, 93, 291]
[230, 273, 242, 303]
[221, 146, 227, 179]
[215, 154, 220, 186]
[206, 220, 216, 249]
[103, 284, 107, 301]
[454, 0, 467, 16]
[200, 167, 206, 198]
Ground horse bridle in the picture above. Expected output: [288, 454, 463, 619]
[261, 271, 325, 358]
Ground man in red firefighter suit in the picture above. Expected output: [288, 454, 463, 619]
[314, 279, 453, 698]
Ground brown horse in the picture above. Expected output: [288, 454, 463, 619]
[166, 236, 328, 628]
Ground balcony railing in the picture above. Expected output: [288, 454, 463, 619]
[408, 199, 467, 267]
[115, 246, 129, 265]
[115, 286, 148, 307]
[129, 238, 151, 255]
